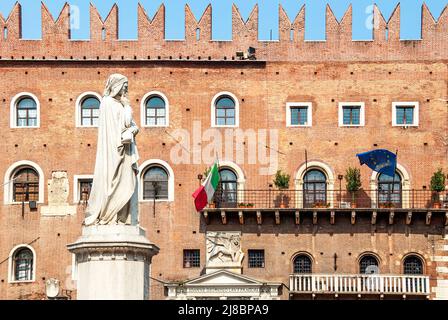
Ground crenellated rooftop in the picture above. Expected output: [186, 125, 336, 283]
[0, 3, 447, 62]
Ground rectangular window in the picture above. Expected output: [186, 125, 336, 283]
[339, 102, 365, 127]
[342, 106, 361, 125]
[78, 179, 93, 202]
[396, 106, 414, 125]
[183, 250, 200, 268]
[392, 102, 419, 127]
[290, 107, 308, 125]
[286, 103, 312, 127]
[248, 250, 265, 268]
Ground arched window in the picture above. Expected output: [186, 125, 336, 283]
[80, 96, 100, 127]
[215, 169, 238, 208]
[3, 27, 8, 40]
[360, 255, 379, 274]
[13, 248, 34, 281]
[16, 97, 38, 127]
[13, 167, 39, 202]
[215, 96, 236, 126]
[378, 172, 402, 208]
[143, 166, 169, 200]
[303, 169, 327, 208]
[145, 95, 166, 126]
[293, 255, 312, 273]
[404, 256, 424, 275]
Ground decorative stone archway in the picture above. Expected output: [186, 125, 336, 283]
[294, 161, 336, 208]
[369, 163, 411, 209]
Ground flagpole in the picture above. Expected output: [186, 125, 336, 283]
[305, 149, 308, 206]
[391, 149, 398, 203]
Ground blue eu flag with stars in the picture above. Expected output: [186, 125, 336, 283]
[356, 149, 397, 178]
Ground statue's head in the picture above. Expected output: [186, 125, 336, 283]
[104, 74, 129, 99]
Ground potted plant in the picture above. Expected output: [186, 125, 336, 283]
[430, 169, 446, 209]
[238, 203, 246, 208]
[345, 167, 362, 208]
[273, 170, 290, 208]
[246, 203, 255, 208]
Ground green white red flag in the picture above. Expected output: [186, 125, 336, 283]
[192, 162, 220, 212]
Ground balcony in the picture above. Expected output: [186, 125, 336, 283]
[289, 274, 430, 298]
[209, 189, 448, 210]
[202, 189, 448, 226]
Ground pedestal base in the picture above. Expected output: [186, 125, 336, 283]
[67, 225, 159, 300]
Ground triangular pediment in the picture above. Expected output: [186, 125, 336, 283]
[184, 270, 263, 286]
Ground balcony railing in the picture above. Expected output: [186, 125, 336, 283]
[289, 274, 430, 296]
[209, 189, 448, 210]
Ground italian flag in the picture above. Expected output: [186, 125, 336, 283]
[192, 163, 220, 212]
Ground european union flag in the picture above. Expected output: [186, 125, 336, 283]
[356, 149, 397, 177]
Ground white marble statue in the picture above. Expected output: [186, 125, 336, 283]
[84, 74, 140, 226]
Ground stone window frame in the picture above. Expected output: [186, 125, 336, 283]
[211, 91, 240, 128]
[8, 244, 37, 284]
[357, 252, 382, 274]
[73, 174, 94, 204]
[402, 253, 426, 275]
[392, 101, 419, 127]
[138, 159, 174, 202]
[338, 102, 365, 127]
[291, 252, 314, 274]
[286, 102, 313, 127]
[10, 92, 40, 129]
[294, 160, 335, 209]
[75, 92, 102, 128]
[4, 160, 45, 205]
[140, 91, 170, 128]
[369, 163, 411, 209]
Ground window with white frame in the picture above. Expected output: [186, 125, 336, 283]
[338, 102, 365, 127]
[80, 97, 100, 127]
[392, 102, 419, 126]
[141, 92, 169, 127]
[139, 160, 174, 202]
[9, 246, 36, 282]
[211, 92, 239, 128]
[73, 175, 93, 203]
[11, 93, 40, 128]
[286, 102, 312, 127]
[75, 92, 102, 127]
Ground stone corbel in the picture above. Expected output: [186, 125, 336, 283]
[256, 211, 262, 225]
[351, 211, 356, 225]
[203, 211, 209, 224]
[295, 211, 300, 225]
[275, 211, 280, 225]
[445, 212, 448, 226]
[313, 211, 318, 225]
[238, 211, 244, 225]
[330, 211, 335, 225]
[426, 212, 432, 225]
[389, 211, 394, 225]
[221, 211, 227, 225]
[371, 211, 377, 225]
[406, 212, 412, 225]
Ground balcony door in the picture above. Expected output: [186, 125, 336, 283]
[378, 172, 402, 208]
[303, 170, 327, 208]
[215, 169, 238, 208]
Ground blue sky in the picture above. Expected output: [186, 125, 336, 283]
[0, 0, 447, 40]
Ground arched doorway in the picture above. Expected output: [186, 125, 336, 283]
[215, 168, 238, 208]
[303, 169, 327, 208]
[378, 171, 402, 208]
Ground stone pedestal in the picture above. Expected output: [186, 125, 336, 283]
[67, 225, 159, 300]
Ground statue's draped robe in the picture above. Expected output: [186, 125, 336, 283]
[84, 95, 139, 226]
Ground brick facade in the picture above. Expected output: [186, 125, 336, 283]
[0, 3, 447, 300]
